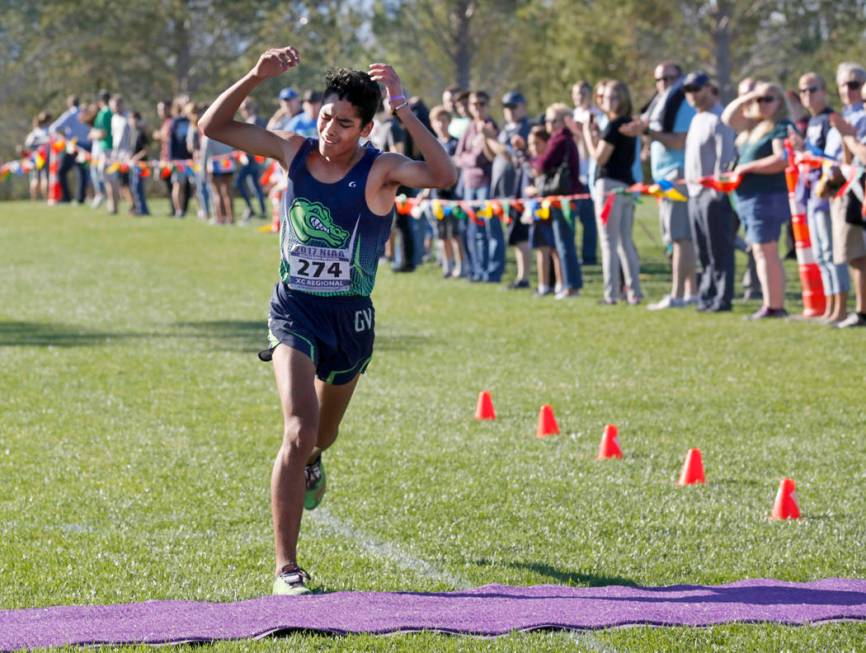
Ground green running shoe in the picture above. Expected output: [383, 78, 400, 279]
[304, 456, 326, 510]
[273, 564, 312, 596]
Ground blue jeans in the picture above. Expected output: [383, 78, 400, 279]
[463, 186, 488, 280]
[553, 210, 583, 290]
[577, 198, 597, 264]
[483, 216, 506, 282]
[131, 167, 150, 215]
[463, 186, 505, 282]
[807, 198, 849, 294]
[196, 171, 211, 218]
[236, 161, 265, 214]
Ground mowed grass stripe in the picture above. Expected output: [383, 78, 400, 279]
[1, 200, 864, 651]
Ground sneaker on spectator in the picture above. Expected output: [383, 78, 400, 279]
[648, 295, 685, 311]
[746, 307, 788, 320]
[683, 295, 700, 306]
[836, 313, 866, 328]
[555, 289, 579, 300]
[507, 279, 530, 290]
[91, 194, 104, 209]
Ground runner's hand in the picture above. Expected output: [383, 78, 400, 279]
[368, 63, 404, 101]
[251, 47, 300, 80]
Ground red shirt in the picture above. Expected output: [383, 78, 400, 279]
[532, 127, 583, 194]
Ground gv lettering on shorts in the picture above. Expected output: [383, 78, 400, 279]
[354, 308, 373, 332]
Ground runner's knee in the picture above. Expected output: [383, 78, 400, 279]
[280, 417, 318, 461]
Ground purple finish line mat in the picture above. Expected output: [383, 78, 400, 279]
[2, 578, 865, 650]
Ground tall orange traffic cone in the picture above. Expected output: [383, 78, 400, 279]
[770, 478, 800, 520]
[677, 448, 705, 485]
[536, 404, 559, 438]
[46, 145, 62, 206]
[475, 391, 495, 420]
[596, 424, 622, 459]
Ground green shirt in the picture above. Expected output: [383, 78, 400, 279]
[736, 119, 793, 195]
[94, 107, 113, 151]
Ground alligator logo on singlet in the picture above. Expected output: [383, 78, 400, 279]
[289, 198, 349, 247]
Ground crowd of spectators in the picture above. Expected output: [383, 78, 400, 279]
[12, 59, 866, 327]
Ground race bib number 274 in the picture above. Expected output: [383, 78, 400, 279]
[288, 245, 352, 292]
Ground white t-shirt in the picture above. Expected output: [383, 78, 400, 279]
[111, 113, 132, 158]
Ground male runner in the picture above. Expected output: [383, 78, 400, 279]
[200, 47, 457, 595]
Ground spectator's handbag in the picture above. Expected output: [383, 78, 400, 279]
[815, 167, 844, 199]
[540, 160, 572, 197]
[843, 171, 866, 229]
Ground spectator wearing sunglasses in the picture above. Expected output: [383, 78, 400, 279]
[722, 82, 794, 319]
[825, 62, 866, 328]
[798, 72, 850, 324]
[624, 61, 698, 310]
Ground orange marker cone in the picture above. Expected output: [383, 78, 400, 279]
[770, 478, 801, 520]
[536, 404, 559, 438]
[677, 448, 705, 485]
[596, 424, 623, 459]
[475, 390, 496, 420]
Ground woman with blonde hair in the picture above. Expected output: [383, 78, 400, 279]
[583, 80, 642, 304]
[722, 81, 794, 319]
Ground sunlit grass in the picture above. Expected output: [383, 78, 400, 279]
[1, 200, 863, 651]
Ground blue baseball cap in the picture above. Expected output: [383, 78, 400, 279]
[501, 91, 526, 107]
[683, 72, 711, 92]
[278, 87, 298, 101]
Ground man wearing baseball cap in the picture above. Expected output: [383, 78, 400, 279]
[683, 71, 737, 312]
[492, 91, 532, 287]
[268, 87, 301, 131]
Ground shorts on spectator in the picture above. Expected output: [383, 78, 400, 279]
[831, 195, 866, 263]
[507, 217, 529, 245]
[436, 215, 460, 240]
[659, 193, 692, 243]
[530, 219, 554, 248]
[735, 191, 790, 245]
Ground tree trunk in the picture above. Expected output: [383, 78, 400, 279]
[452, 0, 473, 89]
[172, 6, 192, 95]
[712, 0, 734, 103]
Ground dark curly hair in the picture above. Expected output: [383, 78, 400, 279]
[323, 68, 382, 126]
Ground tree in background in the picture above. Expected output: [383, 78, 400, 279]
[3, 0, 866, 198]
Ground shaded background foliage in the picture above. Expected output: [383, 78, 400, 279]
[2, 0, 866, 197]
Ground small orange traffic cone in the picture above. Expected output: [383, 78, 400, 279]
[677, 448, 705, 485]
[596, 424, 622, 459]
[770, 478, 800, 520]
[536, 404, 559, 438]
[475, 390, 495, 420]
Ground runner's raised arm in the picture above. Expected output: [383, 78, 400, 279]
[368, 63, 458, 190]
[199, 47, 304, 166]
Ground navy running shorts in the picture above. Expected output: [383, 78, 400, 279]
[258, 282, 375, 385]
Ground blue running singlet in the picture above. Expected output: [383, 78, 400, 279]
[279, 138, 394, 297]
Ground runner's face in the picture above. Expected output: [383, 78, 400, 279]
[317, 96, 368, 154]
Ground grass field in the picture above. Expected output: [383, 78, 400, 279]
[1, 199, 864, 652]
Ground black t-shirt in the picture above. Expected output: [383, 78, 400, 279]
[133, 129, 149, 157]
[169, 117, 192, 160]
[598, 115, 636, 185]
